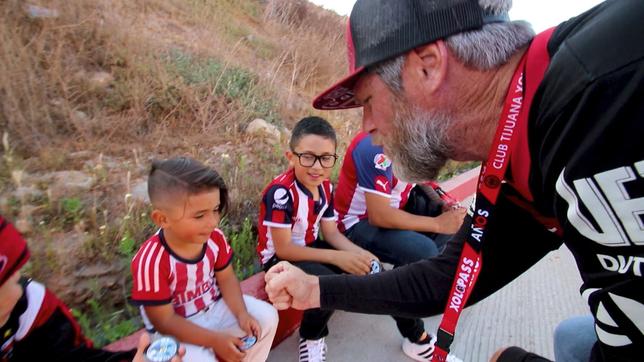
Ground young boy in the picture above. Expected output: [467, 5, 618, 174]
[256, 116, 377, 362]
[130, 157, 278, 362]
[0, 215, 137, 361]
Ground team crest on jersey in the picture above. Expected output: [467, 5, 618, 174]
[374, 153, 391, 171]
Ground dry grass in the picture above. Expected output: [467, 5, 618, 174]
[0, 0, 355, 346]
[0, 0, 351, 157]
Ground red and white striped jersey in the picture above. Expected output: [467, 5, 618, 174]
[256, 168, 336, 265]
[130, 228, 233, 323]
[334, 132, 414, 232]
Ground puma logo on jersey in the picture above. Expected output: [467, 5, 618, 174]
[555, 160, 644, 247]
[376, 179, 389, 190]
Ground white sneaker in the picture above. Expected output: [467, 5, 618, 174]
[402, 335, 463, 362]
[298, 337, 327, 362]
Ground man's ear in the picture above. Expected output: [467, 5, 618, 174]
[405, 40, 449, 94]
[151, 208, 168, 228]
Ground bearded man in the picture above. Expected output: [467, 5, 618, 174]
[265, 1, 644, 361]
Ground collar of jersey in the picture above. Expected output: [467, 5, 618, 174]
[159, 229, 208, 264]
[294, 178, 326, 206]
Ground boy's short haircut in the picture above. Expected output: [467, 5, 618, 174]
[148, 157, 228, 214]
[289, 116, 337, 151]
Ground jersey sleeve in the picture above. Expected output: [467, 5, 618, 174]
[262, 185, 294, 228]
[352, 137, 394, 196]
[211, 229, 234, 271]
[130, 241, 172, 305]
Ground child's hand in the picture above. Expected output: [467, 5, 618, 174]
[357, 248, 379, 263]
[334, 250, 372, 275]
[211, 332, 246, 362]
[436, 207, 467, 234]
[237, 311, 261, 339]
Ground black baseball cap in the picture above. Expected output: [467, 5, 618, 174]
[313, 0, 509, 110]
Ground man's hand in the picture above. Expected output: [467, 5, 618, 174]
[436, 207, 467, 234]
[265, 261, 321, 310]
[237, 311, 261, 339]
[133, 333, 185, 362]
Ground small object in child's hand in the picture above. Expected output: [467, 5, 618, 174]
[369, 259, 383, 274]
[240, 335, 257, 351]
[145, 336, 179, 362]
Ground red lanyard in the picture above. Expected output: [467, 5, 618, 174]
[433, 28, 554, 361]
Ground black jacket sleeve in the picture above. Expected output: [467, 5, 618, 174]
[319, 189, 562, 317]
[11, 309, 136, 362]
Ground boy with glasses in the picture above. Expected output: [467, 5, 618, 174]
[256, 116, 377, 362]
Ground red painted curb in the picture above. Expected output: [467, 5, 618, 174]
[272, 308, 303, 348]
[240, 272, 303, 348]
[438, 166, 480, 202]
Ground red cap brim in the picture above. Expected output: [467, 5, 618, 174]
[312, 66, 365, 110]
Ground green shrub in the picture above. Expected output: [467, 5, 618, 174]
[72, 298, 141, 348]
[61, 197, 84, 225]
[225, 217, 260, 280]
[118, 230, 138, 257]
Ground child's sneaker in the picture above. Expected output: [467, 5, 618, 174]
[402, 335, 463, 362]
[298, 337, 327, 362]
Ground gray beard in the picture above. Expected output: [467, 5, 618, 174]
[383, 102, 454, 183]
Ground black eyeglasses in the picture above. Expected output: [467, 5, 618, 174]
[292, 151, 338, 168]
